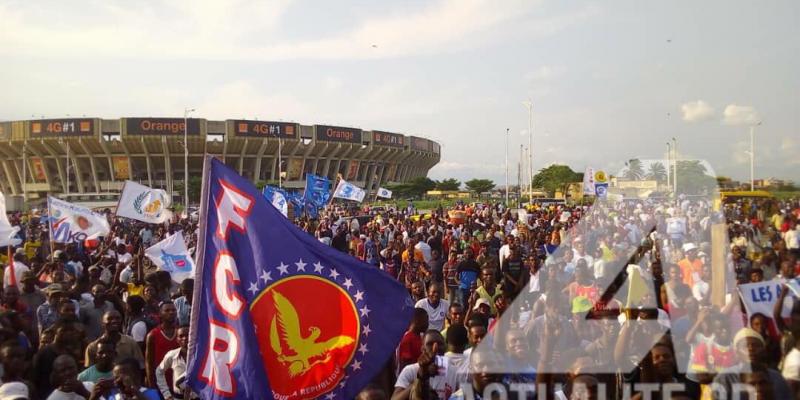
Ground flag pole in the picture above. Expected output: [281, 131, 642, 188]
[187, 155, 211, 361]
[47, 197, 55, 259]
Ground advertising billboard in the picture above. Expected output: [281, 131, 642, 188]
[231, 120, 297, 139]
[0, 122, 9, 141]
[29, 118, 95, 137]
[125, 118, 201, 135]
[315, 125, 362, 144]
[372, 131, 405, 148]
[410, 136, 430, 152]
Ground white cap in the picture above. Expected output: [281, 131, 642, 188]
[0, 382, 29, 399]
[682, 243, 698, 252]
[473, 298, 491, 311]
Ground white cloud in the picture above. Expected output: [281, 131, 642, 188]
[0, 0, 592, 62]
[524, 65, 562, 82]
[722, 104, 760, 126]
[680, 100, 714, 122]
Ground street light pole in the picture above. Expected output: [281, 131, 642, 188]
[278, 138, 283, 188]
[66, 140, 70, 196]
[184, 108, 195, 209]
[672, 137, 677, 195]
[523, 100, 533, 200]
[749, 122, 760, 191]
[22, 145, 27, 207]
[505, 128, 509, 207]
[665, 142, 672, 193]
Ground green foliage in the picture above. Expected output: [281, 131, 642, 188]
[386, 177, 436, 199]
[435, 178, 461, 191]
[532, 165, 581, 196]
[464, 179, 495, 195]
[646, 162, 668, 183]
[675, 160, 717, 195]
[623, 159, 645, 180]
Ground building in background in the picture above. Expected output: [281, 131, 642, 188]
[0, 117, 440, 206]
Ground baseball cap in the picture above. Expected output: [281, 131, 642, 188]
[682, 243, 698, 252]
[733, 327, 764, 347]
[472, 298, 491, 311]
[20, 271, 37, 282]
[0, 382, 29, 399]
[43, 284, 66, 295]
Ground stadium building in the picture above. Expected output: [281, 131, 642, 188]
[0, 117, 440, 206]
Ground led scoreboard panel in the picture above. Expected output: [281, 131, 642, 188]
[315, 125, 362, 144]
[125, 118, 201, 135]
[372, 131, 405, 148]
[231, 120, 297, 138]
[28, 118, 95, 137]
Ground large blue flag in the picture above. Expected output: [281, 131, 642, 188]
[187, 157, 413, 400]
[304, 173, 332, 207]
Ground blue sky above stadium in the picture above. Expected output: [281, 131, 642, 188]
[0, 0, 797, 184]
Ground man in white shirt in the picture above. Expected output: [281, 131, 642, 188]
[692, 264, 712, 304]
[415, 234, 432, 264]
[3, 252, 29, 288]
[498, 236, 513, 271]
[415, 284, 449, 331]
[393, 331, 457, 400]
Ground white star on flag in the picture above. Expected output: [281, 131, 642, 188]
[260, 270, 272, 283]
[343, 278, 353, 290]
[362, 324, 371, 337]
[295, 259, 307, 272]
[313, 262, 324, 273]
[354, 290, 364, 302]
[277, 263, 290, 275]
[329, 268, 340, 280]
[324, 393, 336, 400]
[248, 281, 259, 295]
[359, 305, 371, 317]
[358, 343, 368, 355]
[352, 360, 362, 371]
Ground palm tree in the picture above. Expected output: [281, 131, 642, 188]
[646, 162, 668, 183]
[623, 159, 644, 180]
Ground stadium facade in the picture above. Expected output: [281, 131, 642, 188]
[0, 117, 440, 205]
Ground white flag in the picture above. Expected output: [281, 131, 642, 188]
[738, 279, 796, 321]
[377, 187, 392, 199]
[0, 193, 20, 247]
[48, 197, 111, 244]
[271, 191, 288, 217]
[116, 181, 173, 223]
[145, 231, 195, 282]
[333, 179, 366, 202]
[582, 167, 595, 195]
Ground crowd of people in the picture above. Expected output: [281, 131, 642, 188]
[0, 193, 798, 400]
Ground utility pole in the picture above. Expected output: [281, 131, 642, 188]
[505, 128, 509, 207]
[66, 140, 70, 196]
[278, 137, 283, 188]
[184, 108, 195, 209]
[672, 137, 677, 195]
[22, 145, 27, 209]
[666, 142, 672, 193]
[523, 100, 533, 200]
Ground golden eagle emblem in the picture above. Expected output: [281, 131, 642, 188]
[269, 290, 355, 377]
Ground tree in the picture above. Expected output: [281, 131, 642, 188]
[435, 178, 461, 191]
[623, 159, 645, 180]
[646, 162, 668, 183]
[173, 176, 203, 206]
[532, 165, 581, 196]
[386, 177, 436, 198]
[675, 160, 716, 195]
[465, 179, 495, 196]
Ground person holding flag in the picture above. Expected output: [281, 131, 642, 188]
[187, 157, 413, 399]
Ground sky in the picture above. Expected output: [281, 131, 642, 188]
[1, 0, 798, 185]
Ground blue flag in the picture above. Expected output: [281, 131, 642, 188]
[187, 157, 413, 400]
[262, 185, 289, 217]
[304, 173, 332, 208]
[285, 191, 305, 215]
